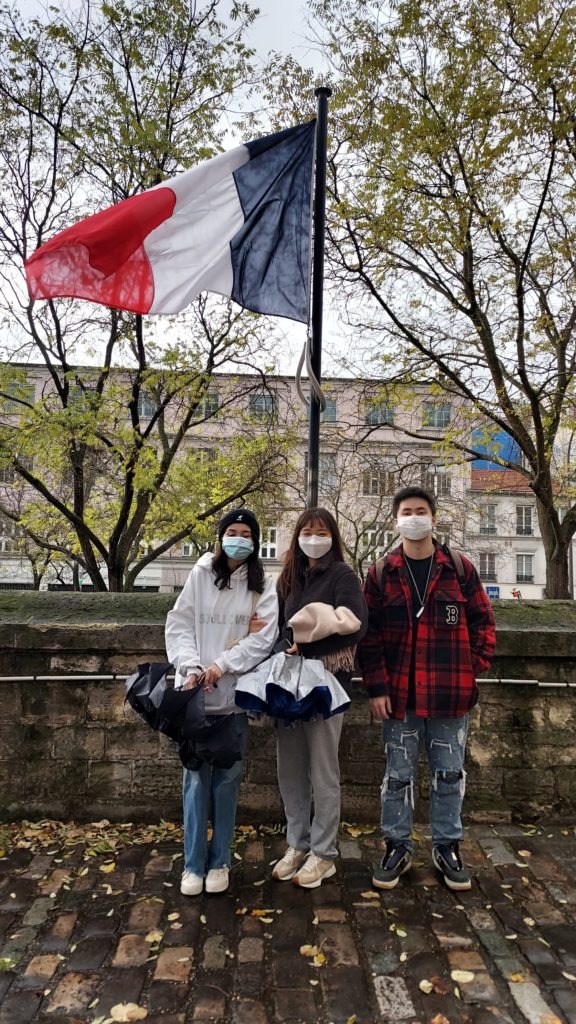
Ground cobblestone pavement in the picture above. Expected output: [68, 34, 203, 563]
[0, 820, 575, 1024]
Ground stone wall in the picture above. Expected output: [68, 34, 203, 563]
[0, 593, 575, 824]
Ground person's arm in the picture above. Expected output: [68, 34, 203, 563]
[463, 560, 496, 675]
[164, 570, 203, 682]
[214, 576, 279, 675]
[298, 565, 368, 657]
[357, 564, 392, 699]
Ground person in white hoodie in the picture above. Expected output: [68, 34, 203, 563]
[165, 509, 278, 897]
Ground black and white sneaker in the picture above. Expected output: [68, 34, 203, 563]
[372, 841, 412, 890]
[432, 843, 472, 890]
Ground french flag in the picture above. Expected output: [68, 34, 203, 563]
[25, 121, 316, 324]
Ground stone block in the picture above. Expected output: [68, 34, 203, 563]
[316, 923, 360, 967]
[87, 683, 127, 722]
[20, 681, 88, 724]
[51, 726, 105, 760]
[45, 971, 100, 1013]
[373, 976, 416, 1020]
[87, 761, 132, 797]
[105, 722, 161, 759]
[111, 934, 150, 967]
[153, 946, 194, 982]
[50, 653, 103, 674]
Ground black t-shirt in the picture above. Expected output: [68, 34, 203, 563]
[404, 554, 433, 710]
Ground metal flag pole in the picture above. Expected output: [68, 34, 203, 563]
[306, 86, 331, 509]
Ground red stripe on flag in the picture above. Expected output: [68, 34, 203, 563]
[25, 188, 176, 314]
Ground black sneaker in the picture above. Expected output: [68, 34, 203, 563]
[372, 841, 412, 890]
[432, 843, 472, 890]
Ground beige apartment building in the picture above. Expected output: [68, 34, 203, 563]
[0, 368, 572, 598]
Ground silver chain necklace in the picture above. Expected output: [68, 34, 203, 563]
[404, 555, 434, 619]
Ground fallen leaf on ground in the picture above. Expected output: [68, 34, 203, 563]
[562, 971, 576, 982]
[431, 1015, 451, 1024]
[99, 862, 116, 873]
[300, 944, 320, 957]
[360, 891, 380, 899]
[144, 930, 163, 944]
[509, 972, 525, 982]
[430, 975, 452, 995]
[419, 979, 434, 994]
[450, 970, 475, 984]
[523, 917, 535, 927]
[517, 849, 531, 857]
[110, 1003, 148, 1021]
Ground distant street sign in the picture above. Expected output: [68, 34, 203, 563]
[485, 585, 500, 599]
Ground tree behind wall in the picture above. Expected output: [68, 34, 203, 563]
[0, 0, 293, 590]
[307, 0, 576, 596]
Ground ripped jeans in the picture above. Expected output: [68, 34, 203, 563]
[380, 714, 468, 851]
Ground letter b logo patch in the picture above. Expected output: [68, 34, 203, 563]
[445, 604, 459, 625]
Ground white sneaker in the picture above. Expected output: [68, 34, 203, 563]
[180, 870, 203, 896]
[293, 853, 336, 889]
[205, 867, 229, 893]
[272, 846, 309, 881]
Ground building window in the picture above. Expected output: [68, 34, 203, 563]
[249, 393, 276, 420]
[200, 392, 219, 417]
[479, 552, 497, 582]
[516, 553, 534, 584]
[192, 447, 216, 465]
[321, 399, 337, 423]
[480, 504, 497, 535]
[137, 392, 157, 418]
[422, 468, 451, 496]
[261, 527, 278, 559]
[361, 523, 395, 559]
[516, 505, 533, 536]
[423, 402, 451, 429]
[304, 452, 338, 494]
[362, 466, 396, 496]
[365, 400, 395, 427]
[0, 516, 20, 553]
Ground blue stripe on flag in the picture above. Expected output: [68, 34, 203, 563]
[230, 121, 316, 323]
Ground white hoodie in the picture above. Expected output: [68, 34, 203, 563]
[165, 552, 279, 714]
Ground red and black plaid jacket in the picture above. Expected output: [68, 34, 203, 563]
[358, 545, 496, 719]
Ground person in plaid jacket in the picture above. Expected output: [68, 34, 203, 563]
[359, 486, 496, 891]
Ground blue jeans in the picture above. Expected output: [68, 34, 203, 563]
[182, 714, 249, 876]
[381, 713, 469, 851]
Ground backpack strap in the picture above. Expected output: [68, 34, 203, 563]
[374, 545, 467, 598]
[441, 544, 467, 585]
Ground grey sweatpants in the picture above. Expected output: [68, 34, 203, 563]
[275, 714, 344, 860]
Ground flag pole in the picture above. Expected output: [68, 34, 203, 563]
[306, 86, 331, 509]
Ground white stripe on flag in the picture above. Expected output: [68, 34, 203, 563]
[147, 144, 249, 314]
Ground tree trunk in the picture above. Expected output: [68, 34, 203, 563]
[106, 562, 125, 592]
[538, 508, 572, 599]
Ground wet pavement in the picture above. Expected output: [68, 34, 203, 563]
[0, 819, 575, 1024]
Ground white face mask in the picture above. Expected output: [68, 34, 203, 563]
[298, 535, 333, 559]
[396, 515, 433, 540]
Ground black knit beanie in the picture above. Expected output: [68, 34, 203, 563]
[218, 508, 261, 546]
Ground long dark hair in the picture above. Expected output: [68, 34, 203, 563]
[277, 507, 345, 599]
[211, 545, 265, 593]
